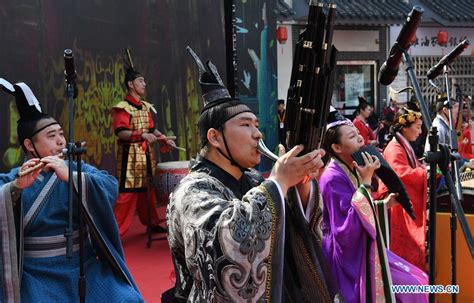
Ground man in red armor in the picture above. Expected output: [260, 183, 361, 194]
[112, 65, 175, 237]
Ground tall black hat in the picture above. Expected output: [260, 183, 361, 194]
[357, 95, 368, 105]
[0, 78, 58, 147]
[186, 46, 252, 147]
[123, 49, 143, 88]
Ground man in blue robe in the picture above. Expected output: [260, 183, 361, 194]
[0, 78, 143, 302]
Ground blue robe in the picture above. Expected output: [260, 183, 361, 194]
[0, 162, 143, 302]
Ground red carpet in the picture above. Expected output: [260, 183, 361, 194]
[122, 207, 174, 303]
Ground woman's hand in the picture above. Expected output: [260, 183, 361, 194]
[383, 192, 399, 208]
[354, 151, 380, 185]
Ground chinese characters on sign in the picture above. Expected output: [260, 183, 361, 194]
[413, 35, 468, 48]
[390, 26, 474, 56]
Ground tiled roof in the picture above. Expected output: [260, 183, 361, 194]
[276, 0, 295, 18]
[285, 0, 474, 26]
[326, 0, 411, 21]
[289, 0, 413, 25]
[418, 0, 474, 22]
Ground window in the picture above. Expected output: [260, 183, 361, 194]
[332, 60, 377, 117]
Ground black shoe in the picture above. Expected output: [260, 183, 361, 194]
[147, 225, 167, 234]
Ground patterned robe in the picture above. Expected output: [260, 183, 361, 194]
[0, 162, 143, 302]
[167, 156, 332, 302]
[319, 159, 428, 303]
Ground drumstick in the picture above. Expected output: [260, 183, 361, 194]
[148, 136, 184, 151]
[16, 154, 65, 178]
[157, 136, 176, 141]
[172, 146, 186, 152]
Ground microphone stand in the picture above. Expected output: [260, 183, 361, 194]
[443, 65, 461, 303]
[403, 50, 474, 303]
[65, 79, 88, 303]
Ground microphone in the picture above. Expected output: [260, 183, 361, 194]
[378, 6, 424, 85]
[427, 39, 470, 80]
[63, 49, 78, 98]
[64, 49, 76, 83]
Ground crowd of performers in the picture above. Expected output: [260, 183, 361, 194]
[0, 46, 471, 302]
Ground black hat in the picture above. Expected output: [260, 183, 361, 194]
[358, 95, 368, 104]
[326, 106, 353, 130]
[124, 67, 143, 88]
[123, 49, 143, 89]
[186, 46, 252, 147]
[435, 92, 447, 112]
[435, 92, 460, 112]
[0, 78, 58, 147]
[356, 96, 372, 109]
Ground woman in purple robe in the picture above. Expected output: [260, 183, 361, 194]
[319, 114, 428, 303]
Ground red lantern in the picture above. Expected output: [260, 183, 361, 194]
[437, 30, 448, 46]
[277, 26, 288, 44]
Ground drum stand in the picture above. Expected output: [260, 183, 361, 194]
[403, 51, 474, 303]
[146, 154, 166, 248]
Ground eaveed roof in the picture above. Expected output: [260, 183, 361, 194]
[280, 0, 474, 27]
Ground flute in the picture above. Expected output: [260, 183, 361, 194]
[16, 154, 65, 178]
[158, 136, 176, 141]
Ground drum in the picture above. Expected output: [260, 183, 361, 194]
[154, 161, 190, 206]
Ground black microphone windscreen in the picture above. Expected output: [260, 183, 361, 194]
[378, 6, 423, 86]
[64, 49, 76, 80]
[426, 39, 470, 80]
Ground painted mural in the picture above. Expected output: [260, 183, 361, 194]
[0, 0, 226, 173]
[235, 1, 278, 171]
[0, 0, 277, 174]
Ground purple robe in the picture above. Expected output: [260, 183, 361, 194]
[319, 159, 428, 303]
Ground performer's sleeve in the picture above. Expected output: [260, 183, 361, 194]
[148, 111, 155, 131]
[321, 177, 377, 250]
[73, 164, 140, 290]
[293, 182, 316, 222]
[167, 178, 285, 302]
[72, 164, 119, 240]
[112, 108, 131, 134]
[384, 146, 426, 185]
[0, 172, 22, 302]
[77, 164, 118, 208]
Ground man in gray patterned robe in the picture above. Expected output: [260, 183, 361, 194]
[166, 48, 333, 302]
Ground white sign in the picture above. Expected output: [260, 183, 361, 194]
[333, 30, 379, 52]
[345, 73, 364, 107]
[390, 26, 474, 56]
